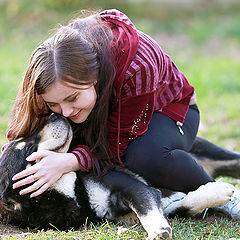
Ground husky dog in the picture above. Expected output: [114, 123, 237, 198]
[0, 113, 239, 239]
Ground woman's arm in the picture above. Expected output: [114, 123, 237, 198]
[70, 145, 94, 171]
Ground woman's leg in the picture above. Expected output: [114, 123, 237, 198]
[123, 105, 215, 193]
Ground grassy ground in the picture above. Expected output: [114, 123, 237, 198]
[0, 0, 240, 239]
[1, 216, 240, 239]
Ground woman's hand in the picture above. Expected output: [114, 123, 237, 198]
[12, 150, 80, 198]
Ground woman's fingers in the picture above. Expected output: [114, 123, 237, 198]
[12, 165, 37, 181]
[30, 183, 50, 198]
[26, 150, 50, 161]
[19, 178, 47, 197]
[11, 151, 67, 197]
[14, 175, 52, 198]
[12, 150, 50, 181]
[13, 173, 38, 189]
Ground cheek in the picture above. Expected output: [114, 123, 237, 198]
[89, 90, 97, 108]
[90, 90, 97, 106]
[77, 90, 97, 108]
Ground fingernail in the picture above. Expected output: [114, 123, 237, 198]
[19, 191, 23, 195]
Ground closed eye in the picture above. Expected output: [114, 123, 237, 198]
[45, 92, 79, 107]
[68, 95, 78, 102]
[47, 103, 57, 107]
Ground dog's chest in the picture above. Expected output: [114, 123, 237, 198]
[83, 179, 111, 218]
[51, 172, 77, 199]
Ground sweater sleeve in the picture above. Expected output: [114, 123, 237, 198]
[70, 145, 94, 171]
[1, 143, 9, 153]
[1, 126, 12, 153]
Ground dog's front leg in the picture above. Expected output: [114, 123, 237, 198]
[132, 205, 172, 240]
[102, 171, 172, 239]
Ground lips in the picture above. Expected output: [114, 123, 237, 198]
[69, 110, 82, 120]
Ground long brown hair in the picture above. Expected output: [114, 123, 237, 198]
[8, 11, 116, 161]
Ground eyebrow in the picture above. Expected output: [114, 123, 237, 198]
[45, 91, 78, 105]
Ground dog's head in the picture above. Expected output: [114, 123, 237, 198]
[0, 113, 82, 228]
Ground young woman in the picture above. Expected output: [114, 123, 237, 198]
[2, 9, 240, 218]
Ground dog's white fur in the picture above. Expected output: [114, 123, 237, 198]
[51, 172, 77, 199]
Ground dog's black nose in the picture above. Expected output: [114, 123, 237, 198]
[49, 113, 60, 121]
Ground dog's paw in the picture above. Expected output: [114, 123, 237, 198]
[201, 182, 234, 207]
[145, 226, 172, 240]
[183, 182, 234, 214]
[139, 208, 172, 239]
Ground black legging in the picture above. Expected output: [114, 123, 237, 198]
[123, 105, 214, 193]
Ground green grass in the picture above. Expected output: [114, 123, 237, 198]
[0, 0, 240, 239]
[1, 217, 240, 239]
[177, 56, 240, 149]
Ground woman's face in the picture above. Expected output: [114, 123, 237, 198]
[41, 81, 97, 124]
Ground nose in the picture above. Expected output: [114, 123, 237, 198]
[61, 104, 73, 118]
[49, 113, 60, 121]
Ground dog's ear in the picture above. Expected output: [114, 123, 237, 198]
[23, 143, 38, 159]
[0, 141, 38, 185]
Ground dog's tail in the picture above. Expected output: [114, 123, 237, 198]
[190, 137, 240, 178]
[190, 137, 240, 160]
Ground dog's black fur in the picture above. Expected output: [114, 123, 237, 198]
[0, 114, 239, 239]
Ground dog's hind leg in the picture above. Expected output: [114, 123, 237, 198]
[190, 137, 240, 178]
[164, 182, 234, 217]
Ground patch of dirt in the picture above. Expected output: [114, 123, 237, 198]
[0, 223, 26, 237]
